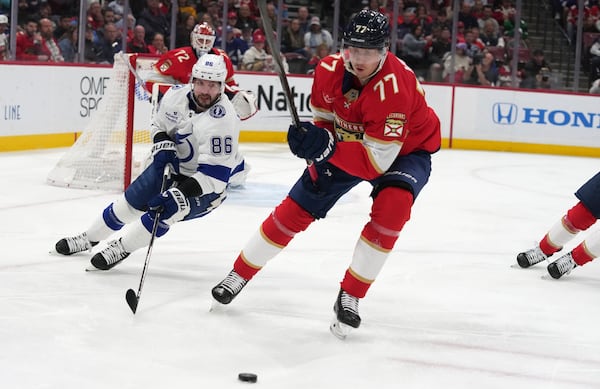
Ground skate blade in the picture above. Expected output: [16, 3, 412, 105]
[209, 300, 226, 313]
[330, 318, 353, 340]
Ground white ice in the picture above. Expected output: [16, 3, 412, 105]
[1, 144, 599, 388]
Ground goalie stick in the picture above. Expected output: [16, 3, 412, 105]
[125, 164, 171, 314]
[256, 0, 318, 183]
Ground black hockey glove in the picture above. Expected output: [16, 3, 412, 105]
[147, 188, 190, 225]
[287, 122, 335, 164]
[151, 132, 179, 174]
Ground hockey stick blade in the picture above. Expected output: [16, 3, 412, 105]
[125, 288, 139, 313]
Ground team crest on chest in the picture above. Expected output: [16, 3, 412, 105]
[209, 104, 226, 118]
[384, 113, 406, 137]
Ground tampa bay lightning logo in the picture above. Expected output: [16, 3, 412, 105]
[209, 104, 226, 118]
[175, 132, 194, 163]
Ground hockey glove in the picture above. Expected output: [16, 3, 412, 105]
[151, 132, 179, 174]
[147, 188, 190, 225]
[287, 122, 336, 164]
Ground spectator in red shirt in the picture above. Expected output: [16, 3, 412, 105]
[16, 18, 49, 61]
[39, 18, 64, 62]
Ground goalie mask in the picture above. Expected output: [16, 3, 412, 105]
[342, 10, 389, 80]
[190, 23, 216, 57]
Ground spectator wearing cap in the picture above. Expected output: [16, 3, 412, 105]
[0, 14, 8, 60]
[442, 42, 473, 83]
[242, 32, 268, 71]
[303, 16, 333, 57]
[226, 10, 238, 29]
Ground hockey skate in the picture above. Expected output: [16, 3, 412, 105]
[516, 245, 548, 268]
[90, 238, 130, 271]
[211, 270, 248, 305]
[55, 232, 98, 255]
[547, 252, 577, 279]
[330, 289, 361, 340]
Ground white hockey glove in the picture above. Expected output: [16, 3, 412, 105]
[231, 89, 258, 120]
[147, 188, 190, 225]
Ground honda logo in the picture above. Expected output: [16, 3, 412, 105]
[492, 103, 518, 125]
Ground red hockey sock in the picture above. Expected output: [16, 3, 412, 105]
[340, 269, 371, 298]
[567, 201, 596, 230]
[233, 254, 261, 280]
[539, 234, 561, 256]
[262, 196, 315, 246]
[571, 244, 595, 266]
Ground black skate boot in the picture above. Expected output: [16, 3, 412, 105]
[517, 245, 548, 268]
[55, 232, 98, 255]
[211, 270, 248, 304]
[330, 289, 361, 339]
[90, 238, 130, 270]
[547, 252, 577, 279]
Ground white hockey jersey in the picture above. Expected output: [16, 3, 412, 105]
[151, 84, 241, 195]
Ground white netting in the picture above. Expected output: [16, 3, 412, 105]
[47, 53, 156, 191]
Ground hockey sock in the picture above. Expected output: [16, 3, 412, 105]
[572, 229, 600, 266]
[540, 202, 596, 256]
[342, 187, 413, 298]
[233, 197, 314, 280]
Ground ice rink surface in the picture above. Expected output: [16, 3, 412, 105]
[1, 143, 599, 388]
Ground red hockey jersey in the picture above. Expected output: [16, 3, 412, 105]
[148, 46, 237, 89]
[310, 51, 441, 180]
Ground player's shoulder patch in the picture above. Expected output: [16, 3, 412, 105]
[209, 104, 226, 119]
[384, 113, 406, 138]
[159, 59, 172, 73]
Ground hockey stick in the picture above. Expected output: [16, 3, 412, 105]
[256, 0, 318, 183]
[125, 164, 171, 314]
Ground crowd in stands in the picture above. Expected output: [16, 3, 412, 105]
[0, 0, 598, 91]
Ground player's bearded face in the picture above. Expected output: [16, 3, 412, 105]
[344, 46, 384, 79]
[192, 79, 221, 108]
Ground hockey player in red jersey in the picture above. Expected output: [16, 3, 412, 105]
[211, 10, 441, 338]
[145, 22, 257, 120]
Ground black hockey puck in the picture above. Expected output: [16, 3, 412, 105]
[238, 372, 258, 383]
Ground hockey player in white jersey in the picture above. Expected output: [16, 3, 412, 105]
[54, 54, 242, 270]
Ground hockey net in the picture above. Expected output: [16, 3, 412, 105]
[47, 53, 159, 191]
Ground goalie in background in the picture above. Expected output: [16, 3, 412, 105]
[144, 21, 258, 121]
[517, 172, 600, 279]
[54, 54, 243, 271]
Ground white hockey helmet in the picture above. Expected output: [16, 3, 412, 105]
[191, 53, 227, 93]
[190, 22, 216, 56]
